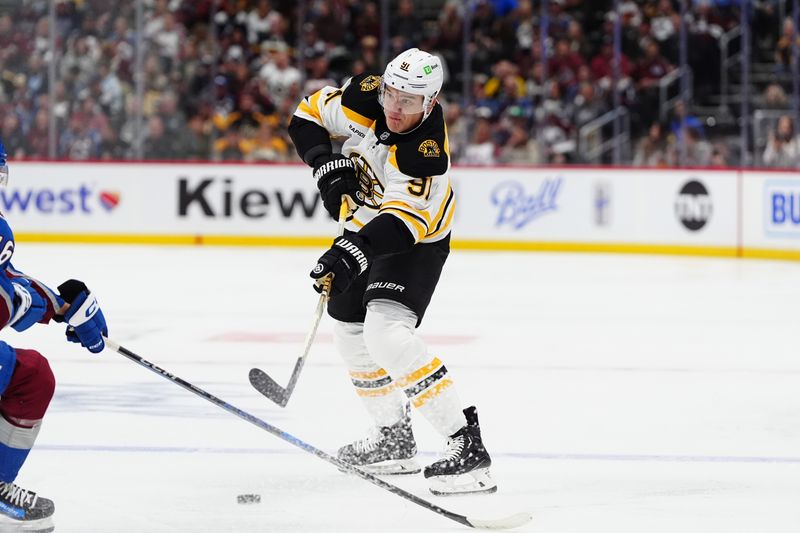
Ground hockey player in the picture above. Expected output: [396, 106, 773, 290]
[288, 48, 496, 496]
[0, 142, 108, 528]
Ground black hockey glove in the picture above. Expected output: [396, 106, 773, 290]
[310, 235, 372, 296]
[312, 154, 365, 220]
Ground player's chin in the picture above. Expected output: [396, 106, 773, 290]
[386, 115, 403, 132]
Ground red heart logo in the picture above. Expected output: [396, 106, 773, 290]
[99, 191, 120, 211]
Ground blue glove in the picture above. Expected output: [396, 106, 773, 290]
[58, 279, 107, 354]
[8, 278, 46, 332]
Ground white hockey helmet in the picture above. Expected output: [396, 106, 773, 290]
[379, 48, 443, 121]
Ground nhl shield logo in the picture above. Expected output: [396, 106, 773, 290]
[418, 139, 441, 158]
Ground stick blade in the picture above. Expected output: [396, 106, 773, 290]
[249, 368, 289, 407]
[466, 512, 533, 530]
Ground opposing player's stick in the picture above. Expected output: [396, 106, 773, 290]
[249, 197, 350, 407]
[104, 338, 531, 530]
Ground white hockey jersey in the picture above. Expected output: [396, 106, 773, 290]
[293, 73, 455, 244]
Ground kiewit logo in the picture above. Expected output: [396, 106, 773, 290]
[675, 180, 712, 231]
[366, 281, 405, 292]
[0, 186, 120, 214]
[178, 177, 320, 219]
[491, 178, 562, 230]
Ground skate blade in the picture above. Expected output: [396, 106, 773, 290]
[0, 515, 54, 533]
[343, 458, 421, 476]
[428, 467, 497, 496]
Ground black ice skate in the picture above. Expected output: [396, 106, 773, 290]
[338, 410, 421, 475]
[424, 406, 497, 496]
[0, 480, 55, 532]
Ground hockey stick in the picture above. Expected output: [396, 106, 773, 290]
[249, 197, 350, 407]
[103, 338, 532, 530]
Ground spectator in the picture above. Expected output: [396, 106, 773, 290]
[213, 126, 246, 161]
[572, 82, 608, 129]
[313, 1, 346, 45]
[633, 38, 673, 127]
[762, 83, 789, 110]
[59, 114, 101, 160]
[462, 115, 497, 165]
[649, 0, 680, 63]
[591, 37, 632, 92]
[679, 126, 713, 167]
[775, 16, 800, 72]
[498, 122, 541, 165]
[763, 115, 800, 168]
[548, 37, 585, 93]
[633, 122, 668, 167]
[247, 0, 279, 45]
[669, 101, 705, 139]
[25, 109, 50, 159]
[142, 115, 175, 160]
[259, 46, 302, 103]
[244, 122, 288, 162]
[352, 1, 381, 40]
[2, 115, 26, 159]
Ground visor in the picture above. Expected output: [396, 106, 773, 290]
[378, 83, 426, 115]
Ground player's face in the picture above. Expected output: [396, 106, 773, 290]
[380, 86, 425, 133]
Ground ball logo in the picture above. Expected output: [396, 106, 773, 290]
[312, 263, 325, 275]
[675, 180, 712, 231]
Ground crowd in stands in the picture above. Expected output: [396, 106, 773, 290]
[0, 0, 797, 167]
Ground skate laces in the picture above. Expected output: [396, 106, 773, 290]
[440, 434, 465, 462]
[0, 482, 37, 509]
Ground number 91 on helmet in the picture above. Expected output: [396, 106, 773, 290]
[379, 48, 444, 121]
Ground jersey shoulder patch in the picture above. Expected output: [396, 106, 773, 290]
[341, 73, 383, 123]
[393, 104, 449, 178]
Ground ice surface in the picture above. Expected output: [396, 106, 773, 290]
[6, 244, 799, 532]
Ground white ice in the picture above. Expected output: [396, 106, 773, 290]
[6, 243, 800, 532]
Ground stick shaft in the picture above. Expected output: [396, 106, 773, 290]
[104, 338, 472, 528]
[254, 196, 351, 406]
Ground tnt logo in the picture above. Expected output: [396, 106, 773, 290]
[766, 181, 800, 236]
[675, 180, 712, 231]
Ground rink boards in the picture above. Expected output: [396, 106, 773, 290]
[4, 162, 800, 261]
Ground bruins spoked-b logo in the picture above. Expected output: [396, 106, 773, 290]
[418, 139, 441, 158]
[348, 151, 384, 209]
[360, 75, 381, 92]
[312, 263, 325, 275]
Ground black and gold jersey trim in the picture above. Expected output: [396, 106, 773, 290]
[341, 72, 383, 123]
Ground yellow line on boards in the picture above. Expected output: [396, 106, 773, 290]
[451, 240, 738, 258]
[12, 233, 800, 262]
[14, 233, 335, 247]
[740, 247, 800, 261]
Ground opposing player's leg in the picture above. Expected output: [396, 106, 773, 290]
[328, 267, 419, 475]
[0, 346, 56, 526]
[361, 237, 496, 495]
